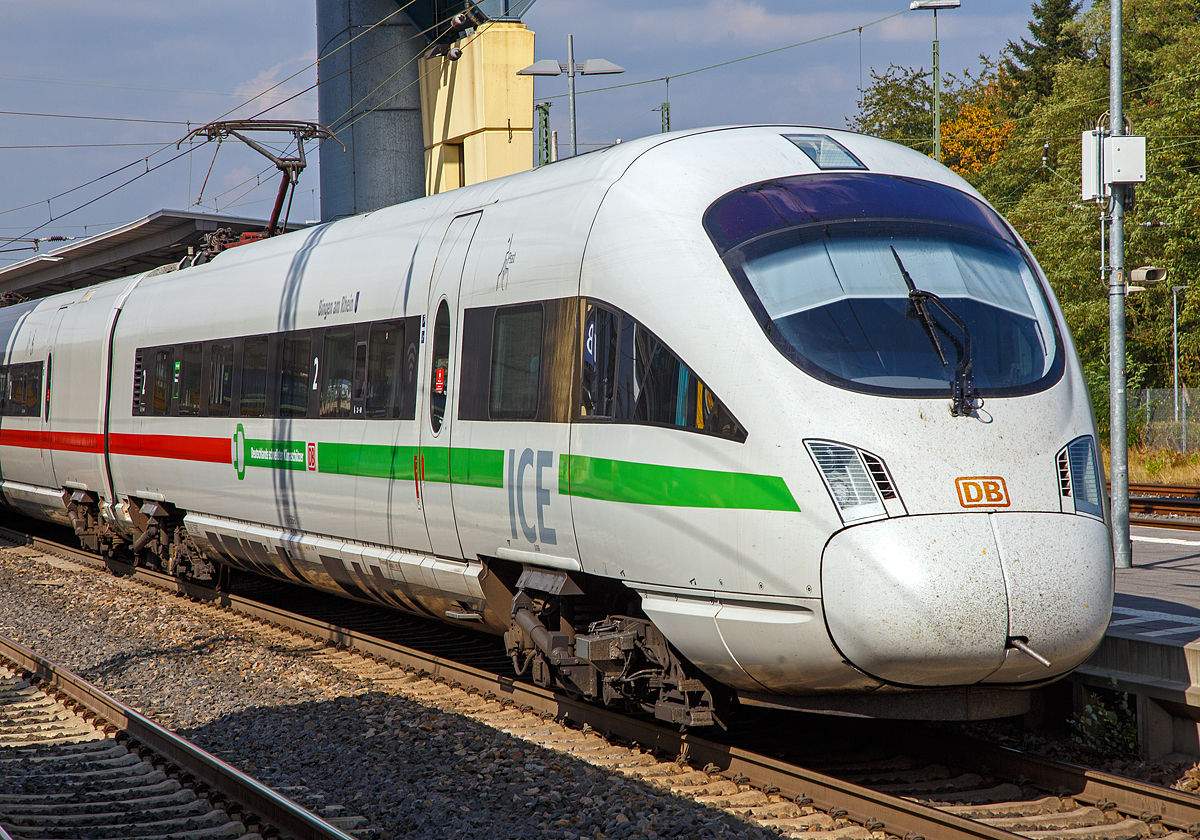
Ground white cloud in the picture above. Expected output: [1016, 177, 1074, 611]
[230, 53, 319, 121]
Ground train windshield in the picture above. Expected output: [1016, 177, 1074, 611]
[704, 173, 1063, 397]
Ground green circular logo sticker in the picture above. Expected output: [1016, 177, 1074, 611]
[233, 424, 246, 480]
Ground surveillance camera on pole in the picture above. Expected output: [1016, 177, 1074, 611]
[1127, 266, 1167, 292]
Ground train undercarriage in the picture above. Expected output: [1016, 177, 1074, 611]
[502, 567, 726, 728]
[62, 491, 725, 728]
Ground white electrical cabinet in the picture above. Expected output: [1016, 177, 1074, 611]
[1081, 132, 1146, 200]
[1081, 130, 1103, 200]
[1104, 135, 1146, 184]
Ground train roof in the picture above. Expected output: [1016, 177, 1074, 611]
[201, 125, 986, 273]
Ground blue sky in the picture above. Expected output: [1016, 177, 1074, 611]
[0, 1, 1040, 262]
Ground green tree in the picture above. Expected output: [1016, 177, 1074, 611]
[1003, 0, 1085, 103]
[847, 64, 964, 153]
[850, 0, 1200, 445]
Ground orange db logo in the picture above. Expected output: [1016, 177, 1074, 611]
[955, 476, 1010, 508]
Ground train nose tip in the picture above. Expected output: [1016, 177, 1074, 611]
[821, 512, 1113, 687]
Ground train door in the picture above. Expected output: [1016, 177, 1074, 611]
[39, 304, 69, 487]
[418, 212, 481, 558]
[382, 316, 432, 555]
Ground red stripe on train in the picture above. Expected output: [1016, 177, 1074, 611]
[0, 429, 47, 449]
[109, 433, 230, 464]
[0, 429, 229, 464]
[52, 431, 103, 452]
[1, 430, 104, 452]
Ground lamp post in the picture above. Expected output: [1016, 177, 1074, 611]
[909, 0, 960, 163]
[517, 35, 625, 158]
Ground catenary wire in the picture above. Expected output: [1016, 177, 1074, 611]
[0, 0, 422, 229]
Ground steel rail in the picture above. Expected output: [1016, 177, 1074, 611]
[914, 730, 1200, 831]
[0, 630, 356, 840]
[1105, 481, 1200, 529]
[1128, 482, 1200, 499]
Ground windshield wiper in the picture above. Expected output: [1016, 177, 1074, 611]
[890, 246, 976, 417]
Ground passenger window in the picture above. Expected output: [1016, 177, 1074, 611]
[490, 305, 542, 420]
[153, 348, 173, 416]
[429, 301, 451, 433]
[321, 327, 355, 418]
[280, 332, 311, 418]
[353, 342, 367, 408]
[23, 363, 41, 418]
[208, 342, 234, 416]
[240, 336, 268, 417]
[178, 343, 202, 416]
[7, 365, 23, 417]
[366, 320, 403, 419]
[132, 350, 146, 415]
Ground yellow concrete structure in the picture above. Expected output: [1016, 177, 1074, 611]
[420, 22, 535, 195]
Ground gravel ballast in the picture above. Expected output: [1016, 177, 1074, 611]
[0, 546, 770, 839]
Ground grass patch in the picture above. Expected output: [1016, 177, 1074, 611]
[1104, 446, 1200, 485]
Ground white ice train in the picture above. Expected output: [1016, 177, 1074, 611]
[0, 126, 1113, 724]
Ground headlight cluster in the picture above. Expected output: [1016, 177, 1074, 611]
[1057, 435, 1104, 520]
[805, 440, 901, 523]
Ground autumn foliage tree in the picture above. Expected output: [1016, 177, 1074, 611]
[941, 67, 1015, 175]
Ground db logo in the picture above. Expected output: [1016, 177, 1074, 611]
[955, 476, 1010, 508]
[307, 442, 317, 472]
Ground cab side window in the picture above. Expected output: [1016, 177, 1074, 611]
[580, 300, 745, 442]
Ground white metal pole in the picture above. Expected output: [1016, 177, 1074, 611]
[1110, 0, 1131, 569]
[567, 35, 577, 157]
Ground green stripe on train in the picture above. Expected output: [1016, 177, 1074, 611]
[315, 442, 502, 487]
[267, 442, 797, 511]
[317, 442, 418, 479]
[560, 454, 800, 512]
[245, 438, 306, 471]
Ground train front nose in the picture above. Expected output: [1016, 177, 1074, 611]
[821, 513, 1113, 686]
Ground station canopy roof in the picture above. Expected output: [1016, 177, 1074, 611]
[0, 209, 305, 302]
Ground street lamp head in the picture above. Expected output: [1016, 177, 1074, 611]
[909, 0, 960, 8]
[517, 58, 563, 76]
[580, 58, 625, 75]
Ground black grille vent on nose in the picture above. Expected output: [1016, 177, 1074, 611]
[861, 453, 897, 500]
[1057, 449, 1072, 497]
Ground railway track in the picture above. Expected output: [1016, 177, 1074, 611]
[0, 626, 357, 840]
[7, 525, 1200, 840]
[1112, 482, 1200, 530]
